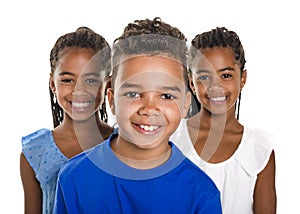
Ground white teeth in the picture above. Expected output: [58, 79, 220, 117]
[72, 102, 90, 108]
[140, 125, 159, 132]
[210, 96, 226, 102]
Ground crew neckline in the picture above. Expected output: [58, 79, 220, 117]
[94, 133, 187, 180]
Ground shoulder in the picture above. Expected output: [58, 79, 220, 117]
[242, 126, 274, 154]
[22, 128, 52, 146]
[21, 128, 55, 160]
[245, 126, 275, 142]
[21, 128, 69, 185]
[58, 141, 105, 180]
[184, 158, 219, 186]
[237, 126, 275, 175]
[171, 144, 219, 194]
[175, 158, 221, 202]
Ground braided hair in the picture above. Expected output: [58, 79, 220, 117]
[189, 27, 246, 119]
[49, 27, 111, 128]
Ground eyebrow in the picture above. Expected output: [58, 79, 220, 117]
[120, 83, 182, 92]
[120, 83, 142, 90]
[219, 66, 236, 72]
[195, 66, 236, 74]
[58, 71, 74, 76]
[58, 71, 101, 77]
[195, 69, 209, 74]
[161, 86, 182, 93]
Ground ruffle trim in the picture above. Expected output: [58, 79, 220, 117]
[235, 127, 274, 176]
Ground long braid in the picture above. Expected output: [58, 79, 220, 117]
[49, 27, 111, 128]
[189, 27, 246, 119]
[49, 87, 63, 127]
[236, 92, 242, 120]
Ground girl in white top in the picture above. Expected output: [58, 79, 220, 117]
[171, 27, 276, 214]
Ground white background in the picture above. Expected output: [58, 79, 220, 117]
[1, 0, 299, 212]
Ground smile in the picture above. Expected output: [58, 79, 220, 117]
[209, 96, 226, 102]
[71, 102, 90, 108]
[139, 124, 159, 132]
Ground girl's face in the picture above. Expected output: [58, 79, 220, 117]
[108, 55, 191, 152]
[50, 48, 108, 122]
[190, 47, 246, 117]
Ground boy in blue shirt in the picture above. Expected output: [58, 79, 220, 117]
[53, 17, 222, 214]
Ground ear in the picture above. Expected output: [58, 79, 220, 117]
[188, 75, 196, 95]
[182, 91, 192, 118]
[240, 69, 247, 89]
[104, 76, 112, 94]
[49, 73, 56, 94]
[107, 88, 116, 115]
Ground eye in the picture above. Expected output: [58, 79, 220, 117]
[197, 75, 210, 81]
[61, 78, 73, 83]
[85, 78, 100, 84]
[124, 92, 140, 98]
[221, 73, 232, 79]
[161, 94, 176, 100]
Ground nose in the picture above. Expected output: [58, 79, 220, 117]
[137, 93, 160, 116]
[72, 80, 89, 96]
[207, 76, 222, 92]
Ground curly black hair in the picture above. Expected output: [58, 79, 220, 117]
[112, 17, 189, 87]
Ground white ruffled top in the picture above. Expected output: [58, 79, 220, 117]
[170, 119, 274, 214]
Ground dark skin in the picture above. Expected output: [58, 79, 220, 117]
[20, 120, 112, 214]
[189, 47, 276, 213]
[20, 48, 113, 213]
[20, 155, 42, 214]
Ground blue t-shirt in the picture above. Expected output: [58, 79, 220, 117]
[53, 134, 222, 214]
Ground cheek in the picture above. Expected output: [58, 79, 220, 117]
[55, 85, 68, 98]
[162, 101, 182, 120]
[194, 82, 207, 95]
[114, 98, 136, 117]
[228, 81, 241, 92]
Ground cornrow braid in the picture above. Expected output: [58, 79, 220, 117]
[49, 27, 111, 128]
[190, 27, 246, 71]
[189, 27, 246, 119]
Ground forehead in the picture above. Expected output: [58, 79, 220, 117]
[114, 55, 185, 88]
[58, 48, 94, 62]
[56, 48, 104, 76]
[192, 47, 237, 70]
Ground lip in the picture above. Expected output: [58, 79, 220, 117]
[69, 101, 93, 112]
[208, 96, 227, 104]
[132, 123, 163, 135]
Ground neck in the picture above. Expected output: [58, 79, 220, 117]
[110, 136, 171, 169]
[196, 108, 241, 131]
[188, 109, 243, 161]
[57, 113, 110, 149]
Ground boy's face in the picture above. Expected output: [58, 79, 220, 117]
[108, 55, 191, 150]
